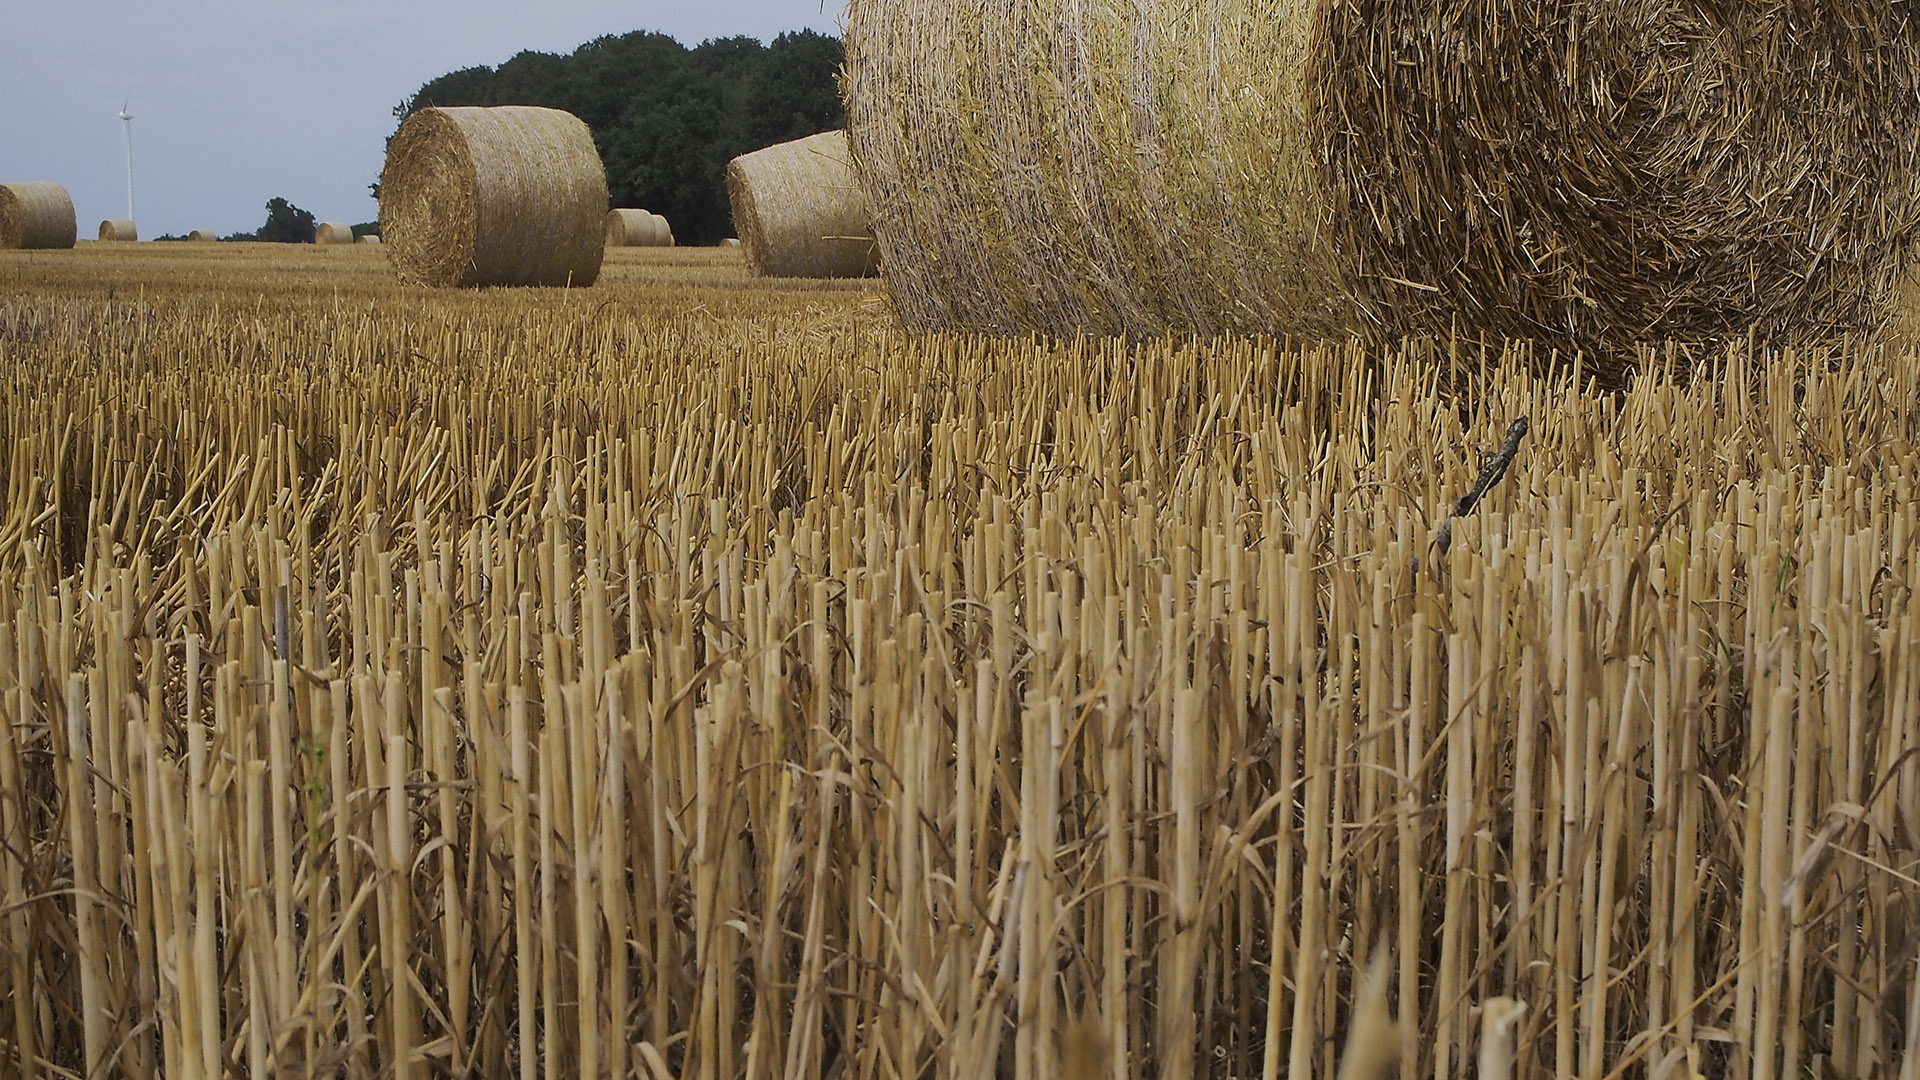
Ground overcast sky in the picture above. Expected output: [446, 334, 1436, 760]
[1, 1, 847, 239]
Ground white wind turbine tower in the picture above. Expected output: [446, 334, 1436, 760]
[118, 99, 136, 225]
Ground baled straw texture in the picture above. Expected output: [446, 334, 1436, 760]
[0, 182, 77, 249]
[314, 221, 355, 245]
[379, 105, 608, 287]
[605, 208, 674, 247]
[97, 219, 137, 242]
[187, 229, 217, 243]
[727, 130, 878, 278]
[844, 1, 1920, 364]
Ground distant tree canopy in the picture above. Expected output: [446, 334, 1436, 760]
[386, 30, 845, 246]
[225, 197, 318, 243]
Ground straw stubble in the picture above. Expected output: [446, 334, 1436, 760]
[1, 265, 1918, 1078]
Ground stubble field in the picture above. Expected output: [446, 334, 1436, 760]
[2, 242, 1919, 1079]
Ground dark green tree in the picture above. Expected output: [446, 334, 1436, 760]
[742, 31, 845, 147]
[257, 197, 318, 244]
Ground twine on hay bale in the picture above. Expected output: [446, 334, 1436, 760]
[0, 182, 77, 249]
[379, 105, 608, 288]
[844, 0, 1920, 369]
[187, 229, 218, 243]
[727, 130, 878, 278]
[605, 209, 674, 247]
[314, 222, 356, 245]
[98, 219, 137, 242]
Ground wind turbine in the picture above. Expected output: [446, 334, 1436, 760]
[118, 98, 135, 225]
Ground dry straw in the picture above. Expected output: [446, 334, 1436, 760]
[187, 229, 218, 243]
[605, 208, 674, 247]
[843, 0, 1920, 369]
[727, 130, 877, 278]
[379, 105, 608, 287]
[314, 222, 355, 245]
[3, 266, 1920, 1077]
[96, 219, 137, 242]
[358, 234, 383, 245]
[0, 182, 76, 249]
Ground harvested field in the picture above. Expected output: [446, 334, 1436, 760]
[0, 242, 1918, 1079]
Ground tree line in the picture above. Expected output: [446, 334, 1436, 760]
[384, 29, 845, 246]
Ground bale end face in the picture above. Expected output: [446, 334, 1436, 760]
[0, 183, 78, 250]
[380, 105, 608, 288]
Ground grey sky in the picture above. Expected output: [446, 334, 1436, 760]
[1, 2, 847, 239]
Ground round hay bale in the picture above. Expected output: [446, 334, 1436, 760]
[0, 182, 77, 249]
[844, 0, 1920, 362]
[605, 208, 674, 247]
[720, 237, 741, 249]
[358, 234, 383, 245]
[727, 130, 878, 278]
[314, 221, 356, 245]
[379, 105, 608, 288]
[187, 229, 218, 243]
[98, 219, 137, 242]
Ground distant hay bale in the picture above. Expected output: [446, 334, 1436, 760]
[844, 0, 1920, 364]
[379, 105, 608, 288]
[314, 222, 356, 245]
[98, 219, 137, 242]
[0, 182, 77, 249]
[727, 130, 877, 278]
[187, 229, 218, 243]
[605, 208, 674, 247]
[358, 234, 382, 245]
[720, 238, 740, 249]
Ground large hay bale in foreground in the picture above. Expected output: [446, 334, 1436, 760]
[314, 222, 355, 245]
[727, 131, 878, 278]
[605, 209, 674, 247]
[845, 1, 1920, 362]
[0, 183, 77, 249]
[98, 219, 137, 242]
[187, 229, 218, 243]
[379, 105, 607, 287]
